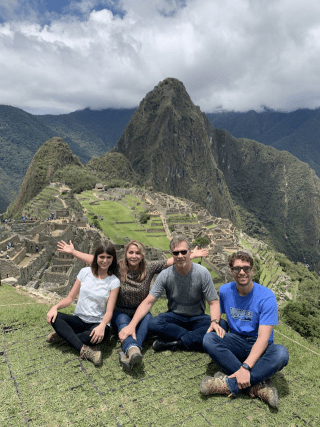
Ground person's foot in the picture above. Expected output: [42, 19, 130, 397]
[250, 381, 279, 409]
[152, 339, 184, 352]
[127, 346, 143, 369]
[80, 345, 102, 366]
[200, 372, 231, 396]
[119, 351, 131, 371]
[46, 331, 66, 345]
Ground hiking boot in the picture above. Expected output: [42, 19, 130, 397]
[80, 345, 102, 366]
[152, 339, 184, 352]
[119, 351, 131, 371]
[46, 331, 66, 345]
[250, 382, 279, 409]
[200, 372, 231, 396]
[127, 346, 143, 369]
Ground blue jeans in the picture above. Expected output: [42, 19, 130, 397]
[112, 310, 152, 353]
[148, 311, 212, 350]
[203, 331, 289, 397]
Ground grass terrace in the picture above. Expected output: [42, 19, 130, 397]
[0, 284, 319, 426]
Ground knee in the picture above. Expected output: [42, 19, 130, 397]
[148, 315, 163, 332]
[203, 332, 220, 352]
[276, 345, 289, 368]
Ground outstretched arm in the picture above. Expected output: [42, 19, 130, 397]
[57, 240, 94, 265]
[166, 246, 209, 267]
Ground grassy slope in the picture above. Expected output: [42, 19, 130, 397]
[0, 284, 319, 427]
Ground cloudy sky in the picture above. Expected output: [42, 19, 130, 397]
[1, 0, 320, 114]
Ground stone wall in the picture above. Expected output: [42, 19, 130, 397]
[12, 247, 27, 265]
[18, 247, 53, 286]
[0, 235, 21, 252]
[0, 258, 20, 279]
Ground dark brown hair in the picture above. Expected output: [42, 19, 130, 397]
[91, 241, 118, 277]
[119, 240, 146, 283]
[228, 250, 253, 268]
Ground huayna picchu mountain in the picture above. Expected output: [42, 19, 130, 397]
[113, 78, 236, 222]
[114, 78, 320, 269]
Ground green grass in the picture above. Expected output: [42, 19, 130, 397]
[0, 284, 319, 426]
[80, 195, 170, 250]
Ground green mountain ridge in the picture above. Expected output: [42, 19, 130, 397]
[113, 78, 320, 269]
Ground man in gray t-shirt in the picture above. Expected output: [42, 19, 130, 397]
[119, 235, 226, 352]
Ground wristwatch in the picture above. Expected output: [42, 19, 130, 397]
[242, 363, 251, 371]
[210, 319, 219, 324]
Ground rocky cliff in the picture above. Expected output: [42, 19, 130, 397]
[115, 78, 320, 268]
[114, 78, 236, 221]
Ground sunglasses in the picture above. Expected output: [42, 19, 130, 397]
[231, 266, 252, 273]
[172, 250, 188, 256]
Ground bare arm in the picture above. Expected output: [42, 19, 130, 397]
[90, 287, 120, 344]
[118, 294, 157, 342]
[166, 246, 209, 267]
[206, 299, 225, 338]
[57, 240, 94, 265]
[46, 279, 81, 324]
[228, 325, 273, 389]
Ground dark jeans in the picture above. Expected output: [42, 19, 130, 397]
[203, 330, 289, 396]
[112, 310, 152, 353]
[148, 311, 213, 350]
[51, 312, 109, 352]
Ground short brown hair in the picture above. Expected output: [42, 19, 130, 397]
[170, 234, 191, 252]
[229, 250, 253, 268]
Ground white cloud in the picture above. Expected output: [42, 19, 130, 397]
[1, 0, 320, 113]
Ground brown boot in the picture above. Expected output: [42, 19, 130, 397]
[200, 372, 231, 396]
[250, 382, 279, 409]
[119, 351, 131, 371]
[80, 345, 102, 366]
[46, 331, 66, 345]
[127, 346, 143, 369]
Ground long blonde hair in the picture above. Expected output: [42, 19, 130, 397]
[119, 240, 146, 283]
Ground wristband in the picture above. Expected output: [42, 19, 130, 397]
[242, 363, 251, 371]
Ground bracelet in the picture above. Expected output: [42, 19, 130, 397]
[211, 319, 219, 324]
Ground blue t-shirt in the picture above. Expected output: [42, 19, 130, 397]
[220, 281, 278, 343]
[74, 267, 120, 324]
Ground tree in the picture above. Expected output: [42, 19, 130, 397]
[192, 237, 210, 248]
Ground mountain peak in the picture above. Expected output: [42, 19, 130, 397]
[114, 78, 236, 220]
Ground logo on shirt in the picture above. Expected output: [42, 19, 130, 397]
[230, 307, 253, 322]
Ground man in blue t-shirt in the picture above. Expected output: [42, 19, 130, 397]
[200, 250, 289, 409]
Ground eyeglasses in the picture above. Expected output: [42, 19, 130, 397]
[172, 250, 188, 256]
[231, 266, 252, 273]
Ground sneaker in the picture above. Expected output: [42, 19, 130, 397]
[152, 339, 183, 352]
[200, 372, 231, 396]
[80, 345, 102, 366]
[46, 332, 66, 345]
[250, 382, 279, 409]
[127, 346, 143, 369]
[119, 351, 131, 371]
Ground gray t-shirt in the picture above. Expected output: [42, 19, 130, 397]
[150, 263, 218, 317]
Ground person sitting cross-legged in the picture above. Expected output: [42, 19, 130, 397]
[200, 250, 289, 409]
[119, 234, 224, 353]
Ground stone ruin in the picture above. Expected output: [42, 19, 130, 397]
[1, 185, 290, 298]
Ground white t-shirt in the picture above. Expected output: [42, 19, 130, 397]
[73, 267, 120, 324]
